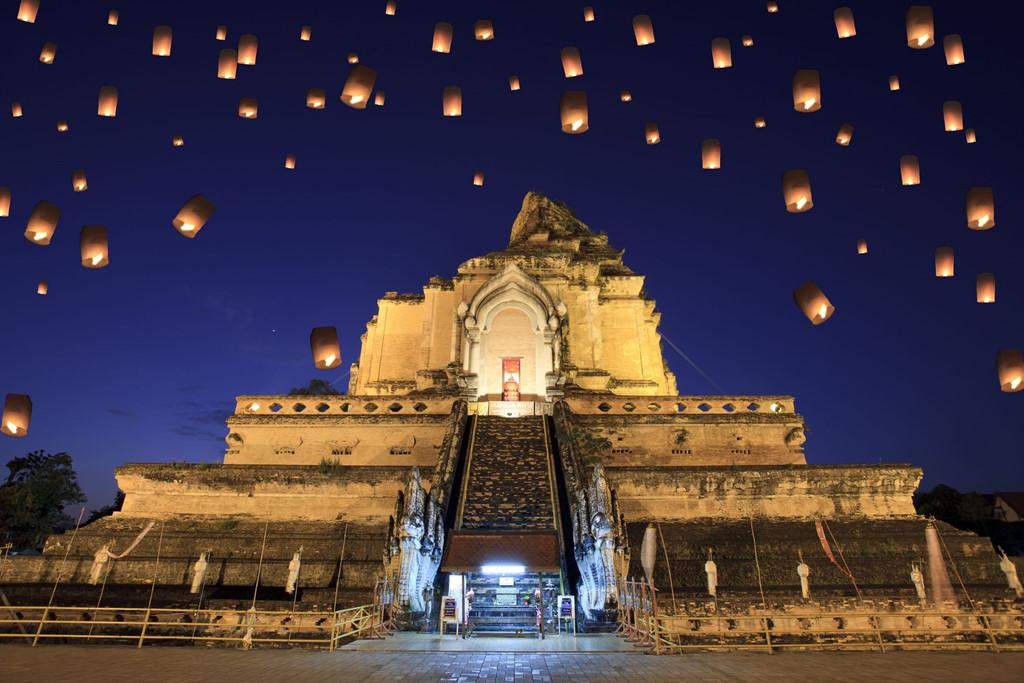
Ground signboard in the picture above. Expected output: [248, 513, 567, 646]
[440, 596, 460, 638]
[498, 576, 514, 587]
[557, 595, 576, 636]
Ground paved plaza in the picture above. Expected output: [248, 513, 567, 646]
[2, 643, 1024, 682]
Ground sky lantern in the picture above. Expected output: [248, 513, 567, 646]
[792, 70, 821, 112]
[997, 350, 1024, 392]
[347, 52, 359, 64]
[152, 26, 172, 56]
[559, 91, 588, 134]
[782, 170, 813, 212]
[965, 129, 977, 144]
[766, 2, 779, 12]
[238, 97, 258, 118]
[509, 75, 521, 91]
[856, 239, 868, 255]
[888, 75, 900, 91]
[906, 6, 934, 48]
[633, 15, 655, 45]
[173, 194, 214, 238]
[620, 90, 632, 102]
[25, 200, 60, 245]
[238, 34, 258, 65]
[711, 38, 732, 68]
[473, 171, 484, 186]
[374, 91, 386, 106]
[172, 135, 184, 147]
[966, 187, 995, 230]
[285, 154, 296, 170]
[834, 7, 856, 38]
[561, 47, 583, 78]
[39, 42, 57, 64]
[37, 281, 47, 295]
[934, 246, 954, 277]
[98, 86, 118, 116]
[793, 282, 834, 325]
[71, 169, 88, 192]
[442, 85, 462, 116]
[943, 34, 965, 64]
[385, 1, 396, 16]
[754, 116, 766, 128]
[310, 327, 342, 369]
[56, 120, 68, 132]
[216, 25, 227, 41]
[474, 20, 494, 40]
[583, 6, 595, 22]
[976, 273, 996, 304]
[17, 1, 38, 23]
[342, 66, 377, 109]
[12, 102, 23, 118]
[835, 123, 854, 146]
[432, 22, 453, 53]
[644, 122, 661, 144]
[80, 225, 109, 268]
[943, 101, 963, 131]
[900, 155, 921, 185]
[300, 25, 311, 41]
[306, 87, 326, 109]
[0, 187, 9, 217]
[701, 139, 721, 169]
[218, 49, 238, 79]
[742, 35, 754, 47]
[2, 394, 31, 437]
[108, 10, 118, 26]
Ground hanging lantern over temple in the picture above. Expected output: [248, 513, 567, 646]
[966, 187, 995, 230]
[934, 246, 954, 277]
[374, 91, 386, 106]
[633, 15, 655, 46]
[559, 90, 588, 134]
[153, 25, 172, 56]
[37, 280, 47, 295]
[25, 200, 60, 245]
[766, 2, 779, 12]
[473, 171, 484, 186]
[742, 35, 754, 47]
[238, 98, 258, 118]
[701, 139, 721, 169]
[997, 350, 1024, 392]
[792, 69, 821, 112]
[474, 20, 494, 40]
[0, 187, 9, 217]
[620, 90, 632, 102]
[310, 327, 342, 369]
[906, 6, 935, 49]
[98, 86, 118, 116]
[943, 101, 963, 131]
[834, 7, 856, 38]
[1, 394, 31, 437]
[300, 25, 311, 41]
[782, 170, 813, 212]
[583, 6, 595, 22]
[216, 25, 227, 41]
[943, 34, 965, 64]
[509, 75, 521, 91]
[238, 34, 258, 65]
[644, 122, 660, 144]
[385, 1, 396, 16]
[900, 155, 921, 186]
[976, 273, 996, 304]
[11, 102, 23, 118]
[432, 22, 453, 53]
[347, 53, 359, 64]
[218, 49, 238, 79]
[172, 135, 184, 147]
[56, 120, 69, 132]
[965, 129, 977, 144]
[108, 10, 118, 26]
[835, 123, 854, 146]
[561, 47, 583, 78]
[173, 194, 215, 238]
[39, 41, 57, 64]
[889, 75, 901, 91]
[442, 85, 462, 116]
[856, 239, 868, 255]
[80, 225, 109, 268]
[342, 66, 377, 109]
[17, 0, 39, 23]
[285, 154, 296, 170]
[306, 88, 326, 109]
[71, 169, 88, 192]
[754, 116, 766, 128]
[711, 38, 732, 68]
[793, 282, 835, 325]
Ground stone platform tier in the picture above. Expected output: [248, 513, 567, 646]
[458, 416, 556, 531]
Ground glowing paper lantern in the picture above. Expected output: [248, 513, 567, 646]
[385, 1, 396, 16]
[474, 20, 494, 40]
[644, 122, 660, 145]
[80, 225, 109, 268]
[173, 194, 215, 238]
[306, 88, 326, 109]
[976, 273, 996, 303]
[906, 6, 934, 49]
[108, 10, 118, 26]
[442, 85, 462, 116]
[793, 282, 834, 325]
[39, 42, 57, 64]
[1, 394, 31, 437]
[711, 38, 732, 68]
[934, 247, 954, 277]
[300, 25, 311, 41]
[792, 70, 821, 112]
[238, 97, 258, 118]
[583, 6, 595, 22]
[766, 2, 779, 13]
[218, 49, 238, 79]
[285, 154, 296, 170]
[834, 7, 856, 38]
[25, 200, 60, 245]
[620, 90, 632, 102]
[310, 327, 342, 369]
[432, 22, 453, 53]
[12, 102, 23, 118]
[943, 101, 963, 131]
[473, 171, 484, 186]
[899, 155, 920, 185]
[782, 170, 813, 212]
[342, 66, 377, 109]
[238, 34, 258, 65]
[701, 139, 721, 169]
[560, 91, 588, 134]
[888, 75, 900, 91]
[754, 116, 766, 128]
[172, 135, 184, 147]
[71, 169, 88, 192]
[216, 26, 227, 41]
[966, 187, 995, 230]
[17, 1, 38, 23]
[153, 26, 172, 56]
[997, 350, 1024, 392]
[0, 187, 9, 217]
[965, 129, 976, 144]
[835, 123, 854, 146]
[347, 53, 359, 64]
[943, 34, 965, 65]
[509, 75, 521, 91]
[374, 91, 386, 106]
[742, 35, 754, 47]
[37, 281, 47, 295]
[561, 47, 583, 78]
[56, 120, 68, 132]
[98, 86, 118, 116]
[633, 15, 655, 46]
[856, 239, 868, 255]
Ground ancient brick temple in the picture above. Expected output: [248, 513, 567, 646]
[1, 193, 1018, 633]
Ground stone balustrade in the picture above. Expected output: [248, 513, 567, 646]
[233, 395, 456, 416]
[564, 394, 797, 416]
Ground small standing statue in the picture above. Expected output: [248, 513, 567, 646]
[190, 551, 211, 594]
[285, 546, 303, 595]
[910, 563, 927, 602]
[704, 549, 718, 597]
[998, 549, 1023, 598]
[796, 551, 811, 600]
[89, 543, 114, 585]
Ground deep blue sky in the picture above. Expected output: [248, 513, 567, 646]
[1, 1, 1021, 508]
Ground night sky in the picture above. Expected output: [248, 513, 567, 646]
[1, 1, 1021, 509]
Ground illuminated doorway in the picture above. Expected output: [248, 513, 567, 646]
[502, 358, 521, 401]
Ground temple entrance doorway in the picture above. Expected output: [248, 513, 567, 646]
[501, 358, 521, 401]
[445, 568, 561, 637]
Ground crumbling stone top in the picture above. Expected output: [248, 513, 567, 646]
[508, 192, 593, 245]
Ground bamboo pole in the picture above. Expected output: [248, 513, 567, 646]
[251, 522, 269, 610]
[748, 515, 767, 609]
[32, 507, 85, 647]
[655, 521, 677, 614]
[137, 521, 165, 648]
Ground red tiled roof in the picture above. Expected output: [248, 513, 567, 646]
[441, 530, 561, 572]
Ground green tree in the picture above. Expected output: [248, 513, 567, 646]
[84, 490, 125, 526]
[0, 450, 85, 550]
[288, 379, 341, 396]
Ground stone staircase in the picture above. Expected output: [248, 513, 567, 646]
[459, 416, 555, 530]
